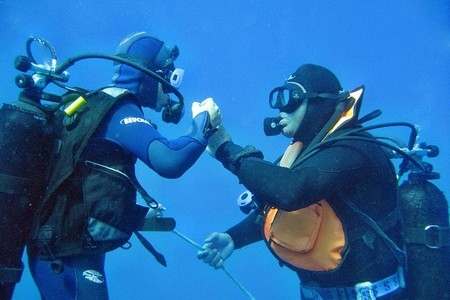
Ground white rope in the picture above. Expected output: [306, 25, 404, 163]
[172, 230, 256, 300]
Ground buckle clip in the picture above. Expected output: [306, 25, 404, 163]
[424, 225, 444, 249]
[355, 281, 376, 300]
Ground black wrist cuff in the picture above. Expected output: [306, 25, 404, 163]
[216, 141, 263, 173]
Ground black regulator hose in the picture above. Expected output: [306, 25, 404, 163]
[55, 54, 184, 105]
[336, 122, 418, 150]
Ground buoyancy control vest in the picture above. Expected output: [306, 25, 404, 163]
[29, 89, 149, 259]
[263, 142, 347, 272]
[0, 98, 55, 298]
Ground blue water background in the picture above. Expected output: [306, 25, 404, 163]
[1, 1, 449, 299]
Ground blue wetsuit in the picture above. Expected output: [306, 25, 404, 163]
[93, 97, 208, 178]
[30, 96, 208, 300]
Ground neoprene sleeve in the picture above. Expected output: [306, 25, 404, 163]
[94, 97, 207, 178]
[222, 141, 368, 211]
[226, 210, 263, 249]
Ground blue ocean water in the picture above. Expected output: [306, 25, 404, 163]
[0, 1, 449, 299]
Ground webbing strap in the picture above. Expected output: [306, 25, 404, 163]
[134, 231, 167, 267]
[345, 200, 406, 265]
[302, 267, 404, 299]
[0, 173, 31, 195]
[348, 209, 400, 242]
[0, 266, 23, 283]
[404, 226, 450, 248]
[82, 160, 159, 209]
[139, 217, 176, 232]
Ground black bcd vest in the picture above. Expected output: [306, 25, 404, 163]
[30, 90, 149, 259]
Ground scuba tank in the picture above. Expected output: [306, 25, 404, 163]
[0, 100, 54, 299]
[0, 37, 60, 299]
[397, 144, 450, 300]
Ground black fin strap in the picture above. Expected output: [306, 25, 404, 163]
[134, 231, 167, 267]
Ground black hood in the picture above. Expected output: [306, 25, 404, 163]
[287, 64, 343, 146]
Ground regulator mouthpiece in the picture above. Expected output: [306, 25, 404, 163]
[263, 116, 283, 136]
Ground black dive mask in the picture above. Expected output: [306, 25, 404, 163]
[269, 82, 348, 113]
[269, 84, 306, 113]
[265, 82, 349, 136]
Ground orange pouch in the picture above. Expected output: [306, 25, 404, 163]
[264, 200, 346, 271]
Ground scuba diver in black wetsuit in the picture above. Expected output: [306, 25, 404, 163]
[198, 64, 410, 299]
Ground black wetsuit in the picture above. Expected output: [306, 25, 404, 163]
[219, 130, 403, 288]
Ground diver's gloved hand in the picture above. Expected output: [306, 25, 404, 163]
[192, 98, 233, 157]
[189, 97, 221, 144]
[197, 232, 235, 269]
[191, 97, 222, 129]
[206, 126, 232, 156]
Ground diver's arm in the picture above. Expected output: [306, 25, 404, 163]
[145, 112, 209, 178]
[97, 98, 208, 178]
[216, 141, 367, 211]
[225, 210, 263, 249]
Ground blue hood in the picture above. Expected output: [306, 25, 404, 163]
[112, 32, 166, 108]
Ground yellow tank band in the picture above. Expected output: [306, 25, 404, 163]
[64, 96, 87, 116]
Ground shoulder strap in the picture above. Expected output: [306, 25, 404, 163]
[44, 90, 125, 203]
[101, 87, 128, 98]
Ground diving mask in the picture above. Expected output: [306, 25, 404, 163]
[269, 82, 308, 113]
[269, 81, 348, 113]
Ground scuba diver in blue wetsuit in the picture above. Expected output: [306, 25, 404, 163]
[17, 32, 221, 300]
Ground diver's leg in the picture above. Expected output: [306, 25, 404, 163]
[29, 254, 109, 300]
[71, 254, 109, 300]
[0, 193, 30, 300]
